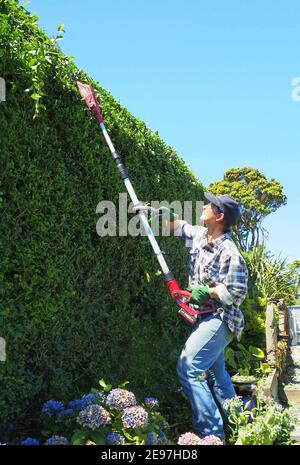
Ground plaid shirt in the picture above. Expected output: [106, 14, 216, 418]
[174, 221, 248, 340]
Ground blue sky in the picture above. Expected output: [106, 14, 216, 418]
[25, 0, 299, 262]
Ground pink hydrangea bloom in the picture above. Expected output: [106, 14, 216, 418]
[200, 435, 223, 445]
[105, 389, 137, 410]
[177, 432, 203, 445]
[177, 432, 224, 445]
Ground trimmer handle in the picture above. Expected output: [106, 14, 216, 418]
[178, 290, 191, 298]
[166, 279, 216, 324]
[166, 279, 200, 324]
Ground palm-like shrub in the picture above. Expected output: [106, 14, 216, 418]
[243, 244, 298, 305]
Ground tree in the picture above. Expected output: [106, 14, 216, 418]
[208, 167, 287, 251]
[289, 260, 300, 272]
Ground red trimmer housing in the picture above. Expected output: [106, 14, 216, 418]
[166, 278, 216, 324]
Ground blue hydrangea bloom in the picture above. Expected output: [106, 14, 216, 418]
[42, 400, 64, 416]
[77, 404, 111, 430]
[81, 393, 106, 408]
[121, 406, 148, 429]
[68, 399, 84, 410]
[144, 397, 159, 408]
[58, 409, 74, 420]
[21, 438, 40, 445]
[146, 432, 158, 445]
[45, 435, 69, 445]
[106, 432, 125, 445]
[158, 430, 168, 445]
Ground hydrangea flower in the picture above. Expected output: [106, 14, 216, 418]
[81, 393, 106, 408]
[121, 406, 148, 429]
[68, 394, 105, 410]
[42, 400, 64, 416]
[77, 404, 111, 430]
[58, 409, 74, 420]
[144, 430, 169, 445]
[158, 430, 168, 445]
[68, 399, 84, 410]
[146, 432, 158, 445]
[106, 388, 137, 411]
[106, 432, 125, 445]
[177, 432, 203, 445]
[45, 435, 69, 445]
[144, 397, 159, 408]
[21, 438, 40, 445]
[200, 435, 223, 445]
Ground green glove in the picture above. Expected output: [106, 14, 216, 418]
[153, 206, 179, 221]
[188, 285, 211, 305]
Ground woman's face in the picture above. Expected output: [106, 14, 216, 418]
[200, 202, 223, 226]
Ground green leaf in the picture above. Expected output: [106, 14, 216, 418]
[57, 23, 65, 33]
[99, 379, 107, 388]
[119, 380, 130, 388]
[30, 92, 40, 101]
[225, 347, 237, 369]
[249, 346, 265, 359]
[237, 343, 249, 354]
[89, 431, 106, 445]
[71, 430, 88, 445]
[123, 430, 134, 441]
[244, 400, 251, 410]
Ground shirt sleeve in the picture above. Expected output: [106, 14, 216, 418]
[215, 252, 248, 307]
[173, 220, 205, 249]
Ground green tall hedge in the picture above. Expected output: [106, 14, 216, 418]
[0, 1, 205, 439]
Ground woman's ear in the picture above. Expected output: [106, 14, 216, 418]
[216, 212, 225, 225]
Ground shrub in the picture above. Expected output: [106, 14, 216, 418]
[223, 395, 297, 445]
[0, 1, 205, 440]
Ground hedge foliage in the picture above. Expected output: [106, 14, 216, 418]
[0, 1, 205, 439]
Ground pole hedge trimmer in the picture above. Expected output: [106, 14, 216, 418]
[76, 81, 214, 324]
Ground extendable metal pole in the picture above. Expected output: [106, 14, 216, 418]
[100, 122, 171, 276]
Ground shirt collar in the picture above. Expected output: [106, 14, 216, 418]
[204, 230, 232, 250]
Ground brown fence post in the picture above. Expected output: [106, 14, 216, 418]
[265, 301, 278, 367]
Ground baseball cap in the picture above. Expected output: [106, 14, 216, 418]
[204, 192, 240, 227]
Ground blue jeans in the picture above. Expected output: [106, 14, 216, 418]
[176, 313, 236, 439]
